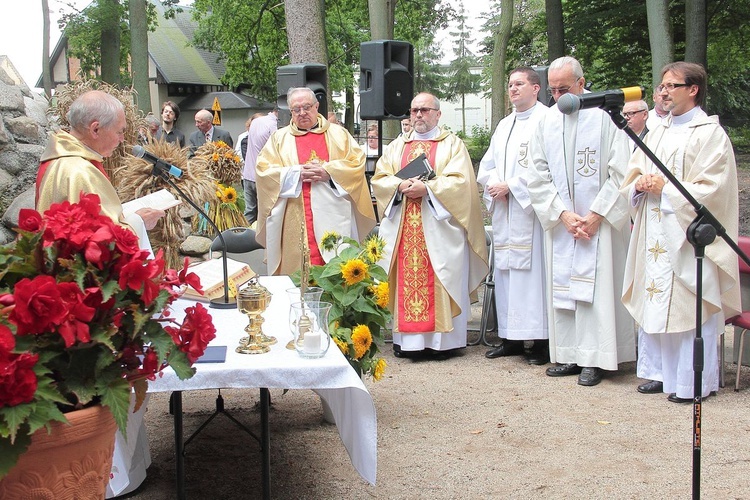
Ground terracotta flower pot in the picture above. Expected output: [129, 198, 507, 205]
[0, 405, 117, 499]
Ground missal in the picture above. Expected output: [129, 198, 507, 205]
[183, 257, 256, 301]
[121, 189, 182, 217]
[395, 153, 435, 181]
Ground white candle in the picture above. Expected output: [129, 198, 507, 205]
[303, 330, 322, 355]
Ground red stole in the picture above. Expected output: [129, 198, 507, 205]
[35, 159, 107, 209]
[294, 133, 328, 265]
[397, 141, 439, 333]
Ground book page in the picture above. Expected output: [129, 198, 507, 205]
[122, 189, 182, 217]
[183, 257, 256, 300]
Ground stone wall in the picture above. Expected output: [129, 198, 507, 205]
[0, 65, 52, 244]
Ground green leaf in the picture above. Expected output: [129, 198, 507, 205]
[0, 432, 31, 478]
[101, 377, 133, 436]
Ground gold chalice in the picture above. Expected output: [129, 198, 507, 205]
[236, 279, 272, 354]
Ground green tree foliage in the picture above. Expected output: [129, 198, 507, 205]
[443, 3, 482, 135]
[60, 0, 179, 86]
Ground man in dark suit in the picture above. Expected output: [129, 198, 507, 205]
[188, 109, 233, 153]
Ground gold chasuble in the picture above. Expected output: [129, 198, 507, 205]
[255, 114, 376, 276]
[397, 141, 439, 332]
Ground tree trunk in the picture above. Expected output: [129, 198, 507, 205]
[545, 0, 565, 61]
[100, 0, 121, 85]
[130, 0, 150, 113]
[645, 0, 674, 88]
[685, 0, 707, 69]
[42, 0, 52, 98]
[284, 0, 329, 110]
[368, 0, 395, 40]
[491, 0, 514, 129]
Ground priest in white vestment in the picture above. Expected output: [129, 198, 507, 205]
[371, 93, 488, 359]
[621, 62, 740, 402]
[477, 67, 550, 364]
[527, 57, 636, 386]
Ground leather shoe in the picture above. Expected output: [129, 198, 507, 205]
[545, 363, 582, 377]
[637, 380, 663, 394]
[667, 393, 692, 404]
[485, 340, 524, 359]
[525, 340, 550, 365]
[577, 367, 603, 386]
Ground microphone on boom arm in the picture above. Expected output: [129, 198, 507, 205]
[557, 86, 645, 115]
[132, 145, 183, 179]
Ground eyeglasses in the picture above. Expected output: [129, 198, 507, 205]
[623, 110, 648, 118]
[291, 103, 315, 115]
[656, 82, 689, 93]
[367, 136, 378, 140]
[409, 107, 438, 115]
[547, 80, 579, 97]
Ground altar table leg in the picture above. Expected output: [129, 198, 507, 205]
[260, 388, 271, 500]
[171, 391, 185, 500]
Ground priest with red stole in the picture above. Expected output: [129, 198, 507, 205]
[255, 87, 376, 276]
[371, 92, 488, 359]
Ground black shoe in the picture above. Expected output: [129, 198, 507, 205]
[485, 340, 524, 359]
[393, 344, 406, 358]
[577, 367, 603, 386]
[637, 380, 663, 394]
[667, 393, 692, 404]
[545, 363, 582, 377]
[525, 340, 550, 365]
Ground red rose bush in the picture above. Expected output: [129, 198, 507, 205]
[0, 193, 215, 477]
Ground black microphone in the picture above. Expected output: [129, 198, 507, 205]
[557, 86, 645, 115]
[132, 145, 183, 178]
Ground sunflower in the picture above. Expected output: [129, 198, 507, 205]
[373, 358, 387, 381]
[320, 231, 341, 252]
[212, 152, 220, 162]
[223, 186, 238, 204]
[364, 236, 385, 263]
[215, 188, 224, 202]
[340, 258, 369, 285]
[351, 324, 373, 359]
[215, 140, 229, 149]
[370, 281, 389, 308]
[333, 336, 349, 356]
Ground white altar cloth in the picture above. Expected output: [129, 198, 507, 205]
[147, 275, 377, 485]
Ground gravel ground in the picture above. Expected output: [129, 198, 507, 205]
[127, 295, 750, 500]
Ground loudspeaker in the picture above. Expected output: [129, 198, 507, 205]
[276, 63, 328, 127]
[532, 66, 551, 106]
[360, 41, 414, 120]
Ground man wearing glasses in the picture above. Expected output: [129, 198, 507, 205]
[621, 62, 740, 403]
[255, 87, 376, 276]
[622, 100, 649, 150]
[527, 56, 635, 387]
[478, 67, 550, 365]
[371, 92, 488, 360]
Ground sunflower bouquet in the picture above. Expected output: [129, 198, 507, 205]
[195, 140, 242, 185]
[295, 232, 391, 380]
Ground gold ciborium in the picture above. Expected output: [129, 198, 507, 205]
[236, 278, 272, 354]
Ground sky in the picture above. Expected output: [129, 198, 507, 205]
[1, 0, 491, 91]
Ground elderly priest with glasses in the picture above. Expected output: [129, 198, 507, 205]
[255, 87, 376, 276]
[371, 92, 488, 360]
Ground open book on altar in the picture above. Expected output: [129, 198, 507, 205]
[183, 257, 256, 301]
[121, 189, 182, 218]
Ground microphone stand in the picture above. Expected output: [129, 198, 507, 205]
[152, 162, 236, 309]
[601, 105, 750, 499]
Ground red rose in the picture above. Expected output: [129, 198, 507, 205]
[111, 224, 140, 256]
[56, 283, 96, 347]
[10, 276, 67, 335]
[0, 324, 14, 354]
[168, 303, 216, 363]
[118, 256, 164, 306]
[17, 209, 43, 232]
[0, 352, 39, 408]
